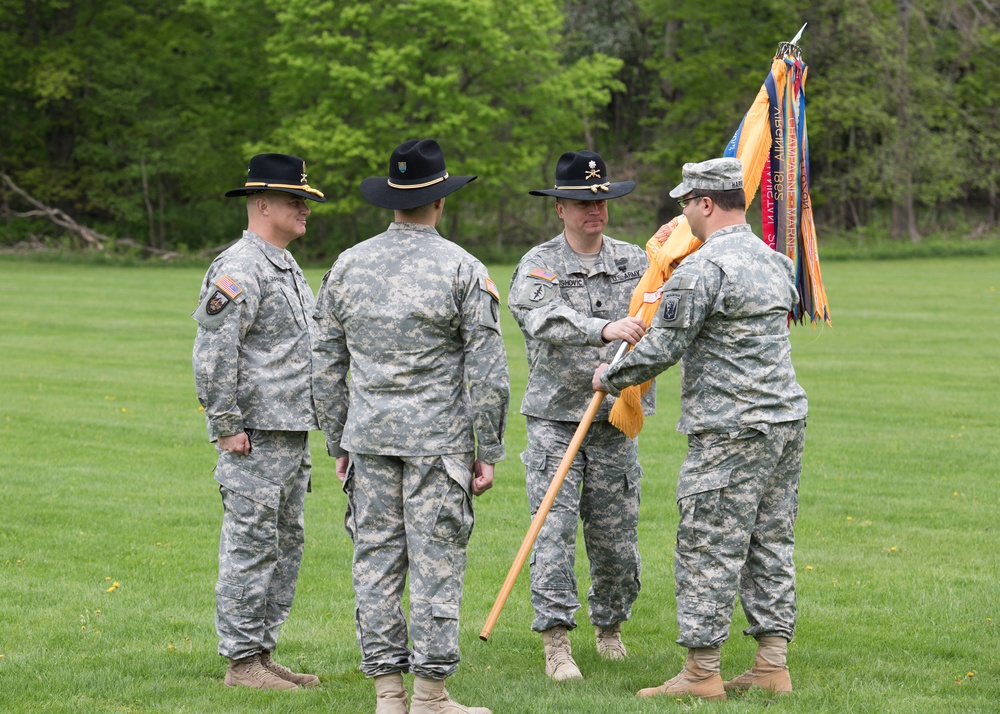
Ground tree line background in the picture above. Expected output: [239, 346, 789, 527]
[1, 0, 998, 262]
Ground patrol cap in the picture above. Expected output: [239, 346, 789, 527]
[668, 157, 743, 199]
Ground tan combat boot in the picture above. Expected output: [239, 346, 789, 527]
[260, 651, 320, 687]
[541, 626, 583, 681]
[595, 622, 627, 660]
[224, 653, 298, 690]
[636, 647, 726, 701]
[374, 672, 409, 714]
[724, 636, 792, 694]
[410, 677, 490, 714]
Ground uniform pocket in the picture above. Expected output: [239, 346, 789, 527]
[626, 462, 643, 491]
[215, 453, 281, 509]
[431, 602, 460, 620]
[677, 432, 736, 501]
[216, 578, 245, 602]
[430, 456, 475, 545]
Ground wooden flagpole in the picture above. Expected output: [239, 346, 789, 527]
[479, 342, 628, 641]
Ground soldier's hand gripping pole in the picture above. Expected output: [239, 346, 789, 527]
[479, 341, 629, 641]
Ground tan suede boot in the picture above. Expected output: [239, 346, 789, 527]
[224, 653, 298, 690]
[260, 651, 320, 687]
[595, 622, 627, 660]
[410, 677, 490, 714]
[635, 648, 726, 701]
[724, 636, 792, 694]
[541, 627, 583, 681]
[374, 672, 409, 714]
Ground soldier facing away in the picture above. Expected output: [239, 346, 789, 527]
[192, 153, 325, 690]
[312, 138, 509, 714]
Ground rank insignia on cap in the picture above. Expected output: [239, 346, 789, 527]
[398, 161, 407, 174]
[585, 160, 601, 180]
[215, 275, 242, 299]
[528, 268, 556, 282]
[484, 277, 500, 301]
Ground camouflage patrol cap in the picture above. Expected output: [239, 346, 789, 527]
[668, 157, 743, 198]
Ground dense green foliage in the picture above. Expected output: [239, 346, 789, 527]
[1, 257, 998, 712]
[1, 0, 998, 258]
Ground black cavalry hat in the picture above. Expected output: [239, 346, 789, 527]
[529, 150, 635, 201]
[225, 153, 326, 202]
[360, 138, 476, 210]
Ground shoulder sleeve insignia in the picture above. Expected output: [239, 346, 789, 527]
[528, 268, 557, 282]
[215, 275, 242, 299]
[206, 291, 230, 315]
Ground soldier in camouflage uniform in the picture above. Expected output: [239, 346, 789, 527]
[508, 150, 654, 682]
[192, 154, 325, 691]
[312, 139, 509, 714]
[595, 157, 808, 701]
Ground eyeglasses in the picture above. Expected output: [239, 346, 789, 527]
[677, 195, 704, 208]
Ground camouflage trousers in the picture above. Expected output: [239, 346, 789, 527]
[214, 429, 310, 660]
[344, 452, 475, 680]
[523, 417, 642, 633]
[674, 419, 805, 649]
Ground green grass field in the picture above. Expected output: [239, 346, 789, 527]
[1, 255, 998, 713]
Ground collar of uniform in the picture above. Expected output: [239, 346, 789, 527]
[243, 230, 292, 270]
[558, 231, 609, 276]
[705, 223, 753, 244]
[388, 221, 442, 238]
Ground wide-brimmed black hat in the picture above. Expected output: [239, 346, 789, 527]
[360, 139, 476, 210]
[225, 153, 326, 202]
[529, 150, 635, 201]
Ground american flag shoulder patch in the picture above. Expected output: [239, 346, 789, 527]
[484, 277, 500, 301]
[216, 275, 242, 299]
[528, 268, 556, 282]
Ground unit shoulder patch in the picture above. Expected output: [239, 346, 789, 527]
[206, 290, 230, 315]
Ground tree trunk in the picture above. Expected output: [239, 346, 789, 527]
[890, 0, 920, 243]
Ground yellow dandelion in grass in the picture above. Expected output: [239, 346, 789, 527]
[967, 671, 975, 678]
[0, 653, 5, 659]
[106, 586, 115, 593]
[105, 577, 111, 581]
[953, 491, 959, 497]
[846, 516, 853, 521]
[198, 406, 205, 413]
[806, 566, 814, 571]
[168, 645, 175, 651]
